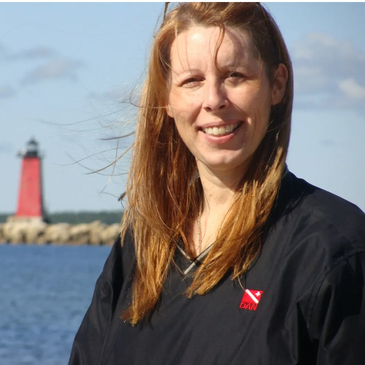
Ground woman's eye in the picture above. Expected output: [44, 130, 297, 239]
[225, 72, 246, 86]
[227, 72, 245, 79]
[182, 77, 203, 87]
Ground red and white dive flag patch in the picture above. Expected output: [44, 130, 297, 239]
[239, 289, 264, 311]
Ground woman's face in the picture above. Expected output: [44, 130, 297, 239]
[167, 26, 286, 179]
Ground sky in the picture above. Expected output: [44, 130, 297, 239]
[1, 2, 365, 214]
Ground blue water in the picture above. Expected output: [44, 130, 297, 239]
[0, 244, 111, 365]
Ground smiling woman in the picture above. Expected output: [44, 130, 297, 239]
[167, 26, 287, 184]
[68, 3, 365, 365]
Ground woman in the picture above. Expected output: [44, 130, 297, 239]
[69, 3, 365, 364]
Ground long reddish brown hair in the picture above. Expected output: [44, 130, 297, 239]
[121, 2, 293, 325]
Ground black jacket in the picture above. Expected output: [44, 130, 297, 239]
[69, 172, 365, 365]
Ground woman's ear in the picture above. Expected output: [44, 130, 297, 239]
[271, 63, 288, 105]
[166, 104, 173, 118]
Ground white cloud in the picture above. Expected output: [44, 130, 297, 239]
[0, 45, 56, 62]
[12, 46, 56, 60]
[294, 66, 327, 92]
[22, 58, 84, 84]
[0, 85, 16, 98]
[0, 43, 8, 61]
[1, 44, 84, 90]
[292, 34, 337, 60]
[292, 33, 365, 110]
[338, 78, 365, 100]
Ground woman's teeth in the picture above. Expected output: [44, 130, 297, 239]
[202, 123, 239, 136]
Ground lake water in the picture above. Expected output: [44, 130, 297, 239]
[0, 244, 111, 365]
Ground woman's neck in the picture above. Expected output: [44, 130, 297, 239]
[194, 163, 246, 253]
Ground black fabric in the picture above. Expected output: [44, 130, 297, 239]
[69, 171, 365, 365]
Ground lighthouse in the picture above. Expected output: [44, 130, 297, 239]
[15, 138, 47, 222]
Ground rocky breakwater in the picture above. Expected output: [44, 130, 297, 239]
[0, 218, 120, 246]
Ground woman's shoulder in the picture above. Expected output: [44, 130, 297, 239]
[271, 170, 365, 257]
[110, 228, 136, 272]
[258, 171, 365, 315]
[94, 229, 136, 292]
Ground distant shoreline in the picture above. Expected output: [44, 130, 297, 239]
[0, 210, 123, 225]
[0, 241, 113, 246]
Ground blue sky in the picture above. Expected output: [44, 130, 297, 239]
[1, 2, 365, 213]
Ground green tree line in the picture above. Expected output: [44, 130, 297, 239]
[0, 211, 123, 225]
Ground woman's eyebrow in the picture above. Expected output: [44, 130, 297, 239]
[171, 68, 201, 79]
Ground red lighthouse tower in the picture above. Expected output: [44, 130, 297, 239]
[15, 138, 46, 222]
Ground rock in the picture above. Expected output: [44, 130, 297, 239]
[89, 220, 107, 246]
[2, 221, 27, 244]
[2, 218, 47, 244]
[69, 224, 90, 245]
[25, 221, 47, 243]
[99, 223, 120, 246]
[0, 223, 6, 243]
[1, 218, 120, 245]
[39, 223, 71, 244]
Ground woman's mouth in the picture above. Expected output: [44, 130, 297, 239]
[201, 122, 241, 136]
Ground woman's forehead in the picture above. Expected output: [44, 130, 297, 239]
[169, 26, 257, 72]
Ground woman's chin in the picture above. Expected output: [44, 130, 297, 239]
[196, 157, 250, 178]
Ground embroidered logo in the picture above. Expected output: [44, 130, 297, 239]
[239, 289, 264, 311]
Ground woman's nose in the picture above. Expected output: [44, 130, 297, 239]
[202, 80, 228, 112]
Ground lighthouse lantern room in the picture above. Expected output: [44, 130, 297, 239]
[15, 138, 46, 222]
